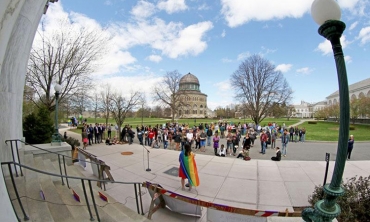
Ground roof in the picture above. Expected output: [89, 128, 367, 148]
[327, 77, 370, 98]
[179, 73, 199, 85]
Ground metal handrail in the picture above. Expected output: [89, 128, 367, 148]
[1, 161, 144, 222]
[5, 139, 110, 189]
[5, 139, 103, 167]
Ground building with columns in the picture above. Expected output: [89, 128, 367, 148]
[326, 77, 370, 105]
[177, 73, 208, 118]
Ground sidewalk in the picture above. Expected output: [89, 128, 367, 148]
[61, 127, 370, 221]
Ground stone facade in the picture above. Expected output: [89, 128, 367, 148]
[326, 77, 370, 105]
[177, 73, 208, 118]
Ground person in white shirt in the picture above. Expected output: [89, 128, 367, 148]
[186, 129, 194, 148]
[218, 144, 226, 157]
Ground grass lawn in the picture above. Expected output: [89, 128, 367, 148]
[297, 121, 370, 141]
[65, 117, 300, 128]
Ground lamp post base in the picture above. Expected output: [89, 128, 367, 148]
[51, 133, 62, 146]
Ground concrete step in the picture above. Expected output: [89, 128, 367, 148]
[66, 164, 149, 221]
[71, 185, 117, 222]
[34, 157, 74, 222]
[3, 171, 29, 221]
[24, 154, 55, 222]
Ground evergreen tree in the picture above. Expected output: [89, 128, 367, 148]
[23, 106, 54, 144]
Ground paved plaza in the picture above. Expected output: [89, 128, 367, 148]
[60, 127, 370, 221]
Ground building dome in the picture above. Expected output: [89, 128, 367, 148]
[179, 73, 199, 85]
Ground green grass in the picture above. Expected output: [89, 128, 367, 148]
[297, 121, 370, 141]
[65, 117, 300, 128]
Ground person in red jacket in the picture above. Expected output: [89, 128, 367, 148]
[260, 130, 267, 154]
[148, 130, 155, 146]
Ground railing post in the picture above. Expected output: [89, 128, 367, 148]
[81, 179, 94, 221]
[9, 141, 19, 177]
[101, 165, 106, 191]
[138, 184, 144, 215]
[62, 156, 69, 188]
[8, 163, 29, 221]
[15, 141, 23, 176]
[88, 180, 100, 222]
[134, 184, 140, 214]
[57, 155, 64, 185]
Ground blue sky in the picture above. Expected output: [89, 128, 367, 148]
[42, 0, 370, 110]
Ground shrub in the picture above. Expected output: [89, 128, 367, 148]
[349, 125, 356, 130]
[23, 106, 54, 144]
[308, 176, 370, 222]
[308, 121, 317, 124]
[63, 136, 81, 148]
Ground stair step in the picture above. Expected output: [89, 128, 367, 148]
[71, 185, 117, 222]
[34, 157, 74, 222]
[24, 155, 55, 222]
[3, 173, 29, 221]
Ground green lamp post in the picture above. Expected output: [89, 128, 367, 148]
[302, 0, 350, 221]
[52, 83, 62, 146]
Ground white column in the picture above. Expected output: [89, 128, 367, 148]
[0, 0, 46, 220]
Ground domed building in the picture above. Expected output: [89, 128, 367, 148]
[177, 73, 208, 118]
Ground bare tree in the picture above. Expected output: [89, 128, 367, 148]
[26, 20, 107, 111]
[153, 70, 186, 122]
[109, 91, 142, 135]
[92, 92, 100, 122]
[230, 54, 292, 125]
[100, 84, 112, 127]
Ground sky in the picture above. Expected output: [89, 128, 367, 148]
[40, 0, 370, 110]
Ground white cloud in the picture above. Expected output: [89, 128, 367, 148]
[162, 21, 213, 58]
[296, 67, 313, 75]
[358, 26, 370, 45]
[131, 1, 156, 20]
[220, 0, 312, 27]
[98, 74, 162, 100]
[198, 3, 210, 11]
[214, 80, 231, 92]
[344, 55, 352, 63]
[157, 0, 188, 14]
[104, 0, 112, 6]
[237, 52, 250, 61]
[221, 29, 226, 38]
[316, 35, 350, 55]
[222, 58, 233, 63]
[349, 21, 358, 31]
[147, 55, 162, 62]
[107, 18, 213, 59]
[259, 46, 276, 56]
[275, 64, 292, 73]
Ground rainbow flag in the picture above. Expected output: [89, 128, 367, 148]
[179, 151, 200, 187]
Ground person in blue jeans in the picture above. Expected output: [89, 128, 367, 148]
[206, 128, 213, 146]
[281, 129, 289, 157]
[260, 131, 268, 154]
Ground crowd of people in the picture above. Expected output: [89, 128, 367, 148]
[76, 119, 355, 162]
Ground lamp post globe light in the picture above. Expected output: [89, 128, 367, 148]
[303, 0, 350, 221]
[52, 84, 62, 146]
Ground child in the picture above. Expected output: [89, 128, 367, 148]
[218, 144, 226, 157]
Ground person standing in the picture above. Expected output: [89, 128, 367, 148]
[199, 130, 206, 152]
[347, 135, 354, 160]
[226, 131, 233, 155]
[213, 132, 220, 156]
[206, 127, 213, 146]
[107, 124, 112, 139]
[260, 131, 267, 154]
[281, 129, 289, 157]
[179, 144, 199, 191]
[289, 126, 294, 142]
